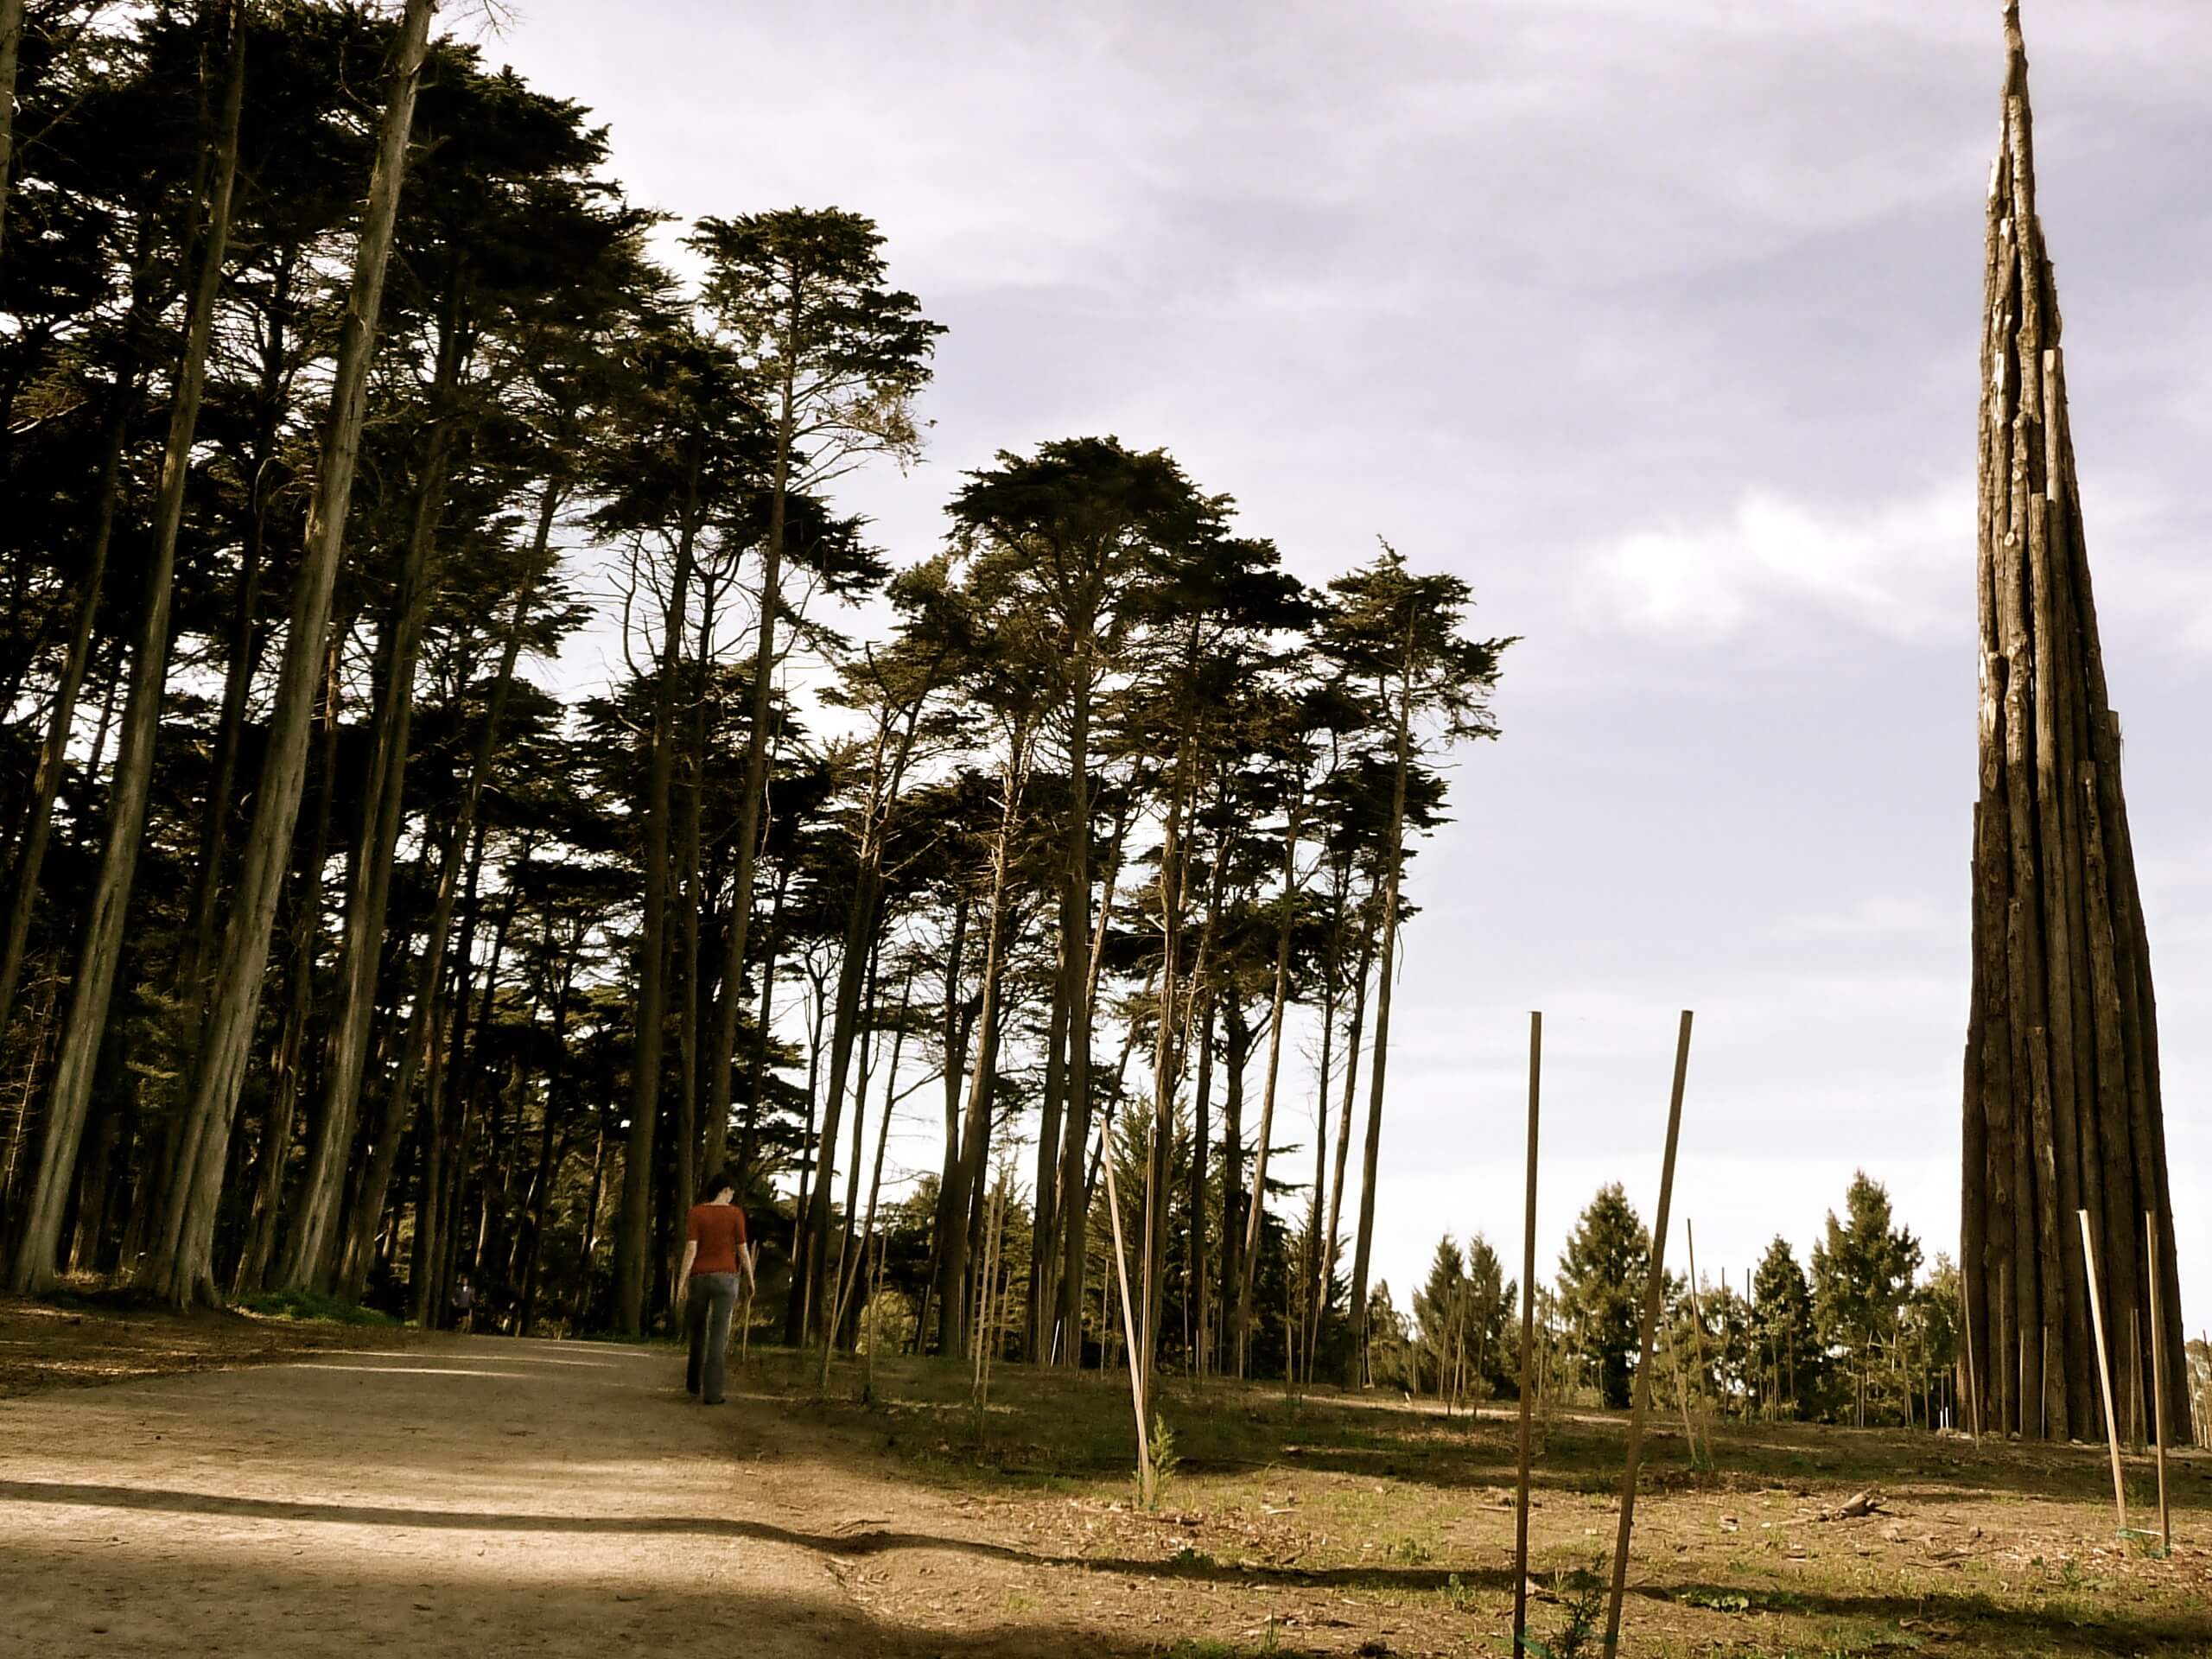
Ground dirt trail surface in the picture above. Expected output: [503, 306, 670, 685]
[4, 1329, 2209, 1657]
[0, 1334, 1119, 1658]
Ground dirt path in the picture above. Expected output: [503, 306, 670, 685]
[0, 1335, 1109, 1659]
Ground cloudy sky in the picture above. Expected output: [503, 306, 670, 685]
[481, 2, 2211, 1335]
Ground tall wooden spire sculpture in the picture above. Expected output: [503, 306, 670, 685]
[1962, 2, 2184, 1443]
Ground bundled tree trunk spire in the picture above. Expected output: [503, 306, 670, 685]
[1961, 1, 2184, 1443]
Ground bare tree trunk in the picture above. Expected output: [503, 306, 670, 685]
[0, 203, 160, 1033]
[130, 0, 435, 1308]
[0, 0, 22, 263]
[734, 861, 788, 1182]
[801, 869, 880, 1342]
[1029, 891, 1071, 1359]
[939, 736, 1031, 1357]
[1350, 667, 1414, 1376]
[1141, 740, 1193, 1381]
[517, 953, 574, 1337]
[334, 483, 558, 1299]
[232, 638, 344, 1298]
[613, 455, 700, 1335]
[822, 938, 882, 1352]
[175, 253, 295, 1043]
[1302, 878, 1344, 1373]
[0, 470, 111, 1027]
[671, 593, 715, 1288]
[1052, 671, 1097, 1364]
[282, 299, 465, 1292]
[1235, 800, 1302, 1372]
[10, 4, 247, 1295]
[705, 354, 796, 1185]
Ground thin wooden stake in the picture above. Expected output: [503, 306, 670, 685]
[1098, 1116, 1153, 1503]
[1513, 1011, 1541, 1655]
[1685, 1220, 1712, 1465]
[738, 1243, 755, 1366]
[2145, 1212, 2170, 1555]
[2077, 1211, 2128, 1535]
[1603, 1010, 1693, 1657]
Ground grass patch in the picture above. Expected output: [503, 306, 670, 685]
[235, 1288, 396, 1326]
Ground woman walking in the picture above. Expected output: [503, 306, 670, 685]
[677, 1171, 753, 1405]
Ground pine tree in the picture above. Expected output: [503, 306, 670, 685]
[1558, 1183, 1651, 1409]
[1812, 1173, 1922, 1428]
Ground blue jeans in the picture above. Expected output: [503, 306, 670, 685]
[684, 1273, 740, 1403]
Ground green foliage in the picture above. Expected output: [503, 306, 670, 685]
[1516, 1558, 1606, 1659]
[237, 1289, 397, 1326]
[1812, 1172, 1923, 1425]
[1557, 1185, 1650, 1409]
[1412, 1232, 1516, 1402]
[1752, 1235, 1827, 1419]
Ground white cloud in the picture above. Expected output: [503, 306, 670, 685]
[1576, 486, 1971, 643]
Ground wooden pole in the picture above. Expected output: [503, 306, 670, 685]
[1602, 1010, 1693, 1657]
[1685, 1220, 1712, 1462]
[2077, 1211, 2127, 1534]
[1513, 1012, 1541, 1654]
[1099, 1116, 1153, 1503]
[2145, 1212, 2170, 1554]
[738, 1243, 755, 1365]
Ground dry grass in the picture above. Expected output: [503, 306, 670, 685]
[750, 1346, 2212, 1656]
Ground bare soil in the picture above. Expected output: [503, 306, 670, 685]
[0, 1294, 388, 1397]
[2, 1314, 2207, 1657]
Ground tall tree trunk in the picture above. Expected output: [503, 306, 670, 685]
[671, 590, 715, 1287]
[0, 359, 136, 1033]
[1029, 887, 1071, 1360]
[175, 252, 294, 1041]
[782, 957, 830, 1344]
[1235, 798, 1303, 1371]
[917, 892, 970, 1351]
[1216, 994, 1249, 1370]
[938, 735, 1030, 1358]
[800, 865, 881, 1342]
[282, 296, 465, 1292]
[613, 454, 700, 1335]
[734, 860, 788, 1182]
[1350, 664, 1414, 1377]
[705, 347, 797, 1187]
[822, 936, 882, 1352]
[1141, 739, 1193, 1381]
[231, 636, 344, 1298]
[1052, 671, 1099, 1365]
[334, 483, 557, 1299]
[1962, 5, 2184, 1439]
[130, 0, 435, 1308]
[1324, 880, 1375, 1376]
[10, 6, 246, 1295]
[1302, 875, 1344, 1374]
[0, 189, 165, 1033]
[0, 0, 22, 263]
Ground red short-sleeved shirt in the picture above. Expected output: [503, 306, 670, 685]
[687, 1202, 747, 1275]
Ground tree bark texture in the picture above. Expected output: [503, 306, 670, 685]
[1961, 3, 2183, 1442]
[135, 0, 435, 1308]
[10, 3, 247, 1295]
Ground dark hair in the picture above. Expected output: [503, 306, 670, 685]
[699, 1168, 736, 1202]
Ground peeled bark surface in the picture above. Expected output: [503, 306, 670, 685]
[1961, 3, 2183, 1441]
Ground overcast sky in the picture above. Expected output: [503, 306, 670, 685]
[480, 2, 2211, 1336]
